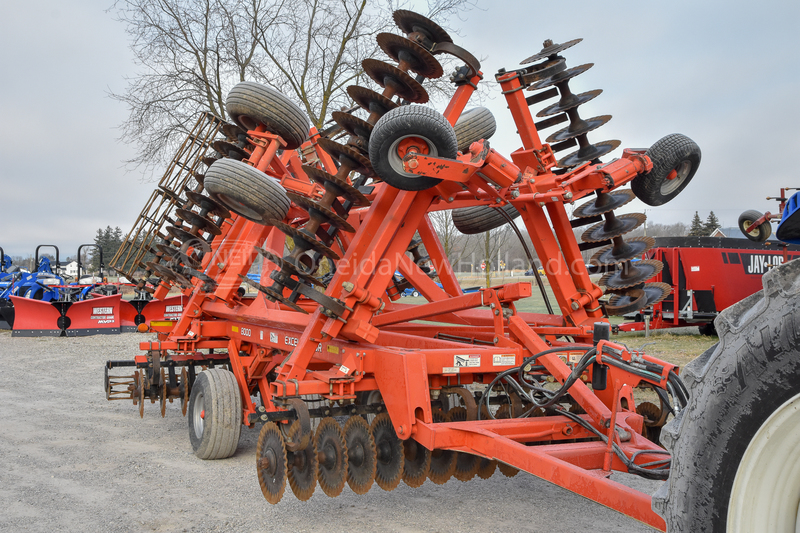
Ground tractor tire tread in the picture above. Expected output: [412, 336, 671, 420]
[653, 258, 800, 531]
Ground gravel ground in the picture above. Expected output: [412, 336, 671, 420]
[0, 331, 662, 532]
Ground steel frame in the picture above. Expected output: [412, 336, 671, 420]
[115, 48, 687, 533]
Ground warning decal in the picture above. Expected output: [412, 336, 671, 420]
[454, 354, 480, 367]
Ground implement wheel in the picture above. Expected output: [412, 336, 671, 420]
[654, 259, 800, 531]
[226, 81, 309, 149]
[452, 203, 520, 235]
[738, 209, 772, 242]
[368, 105, 457, 191]
[454, 106, 497, 153]
[187, 369, 242, 459]
[204, 158, 291, 224]
[631, 134, 700, 206]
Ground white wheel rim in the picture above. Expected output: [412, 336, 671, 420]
[728, 393, 800, 532]
[192, 391, 205, 439]
[660, 159, 691, 195]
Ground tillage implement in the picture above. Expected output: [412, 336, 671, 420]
[105, 11, 705, 530]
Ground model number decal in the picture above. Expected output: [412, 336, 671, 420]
[241, 327, 252, 337]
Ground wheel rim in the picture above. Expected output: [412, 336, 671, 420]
[728, 392, 800, 532]
[742, 219, 760, 237]
[387, 134, 438, 178]
[192, 391, 205, 439]
[660, 159, 692, 196]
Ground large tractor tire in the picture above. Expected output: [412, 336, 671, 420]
[632, 134, 701, 206]
[204, 158, 290, 224]
[369, 105, 458, 191]
[188, 368, 243, 460]
[738, 209, 772, 242]
[454, 106, 497, 153]
[225, 81, 310, 149]
[653, 258, 800, 531]
[451, 203, 520, 235]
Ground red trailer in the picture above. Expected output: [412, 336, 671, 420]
[617, 236, 800, 334]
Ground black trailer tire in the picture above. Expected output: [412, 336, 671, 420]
[452, 203, 520, 235]
[188, 368, 243, 460]
[653, 258, 800, 531]
[632, 134, 701, 206]
[738, 209, 772, 242]
[454, 107, 497, 153]
[204, 158, 290, 224]
[369, 105, 457, 191]
[226, 81, 309, 150]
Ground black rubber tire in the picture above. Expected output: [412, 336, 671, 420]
[452, 203, 520, 235]
[631, 134, 701, 206]
[204, 158, 290, 224]
[226, 81, 309, 150]
[738, 209, 772, 242]
[368, 105, 457, 191]
[453, 107, 497, 153]
[188, 368, 243, 460]
[697, 321, 717, 336]
[653, 259, 800, 531]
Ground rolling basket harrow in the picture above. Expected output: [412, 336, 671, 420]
[105, 11, 704, 529]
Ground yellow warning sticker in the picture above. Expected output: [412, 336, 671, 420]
[327, 345, 339, 354]
[231, 326, 239, 333]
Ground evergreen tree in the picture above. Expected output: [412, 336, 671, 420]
[704, 211, 721, 235]
[688, 211, 705, 236]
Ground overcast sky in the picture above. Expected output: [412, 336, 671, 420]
[1, 0, 798, 257]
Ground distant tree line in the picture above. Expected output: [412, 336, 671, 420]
[92, 226, 124, 273]
[688, 211, 721, 237]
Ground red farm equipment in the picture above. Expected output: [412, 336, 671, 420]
[616, 236, 800, 335]
[99, 10, 772, 531]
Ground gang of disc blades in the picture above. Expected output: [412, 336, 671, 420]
[546, 115, 612, 144]
[581, 213, 646, 243]
[331, 111, 374, 140]
[537, 89, 602, 118]
[376, 33, 443, 79]
[520, 38, 583, 65]
[529, 63, 594, 91]
[605, 288, 647, 316]
[286, 421, 318, 501]
[599, 259, 664, 290]
[558, 140, 621, 168]
[287, 192, 355, 233]
[185, 190, 231, 219]
[301, 165, 370, 206]
[344, 415, 377, 495]
[316, 138, 373, 176]
[347, 85, 399, 117]
[256, 422, 288, 504]
[362, 59, 429, 104]
[573, 189, 636, 218]
[273, 222, 341, 261]
[590, 236, 655, 266]
[371, 412, 404, 491]
[393, 10, 453, 44]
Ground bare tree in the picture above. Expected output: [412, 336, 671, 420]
[481, 225, 512, 287]
[111, 0, 477, 175]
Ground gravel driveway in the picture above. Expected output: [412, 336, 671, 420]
[0, 331, 661, 532]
